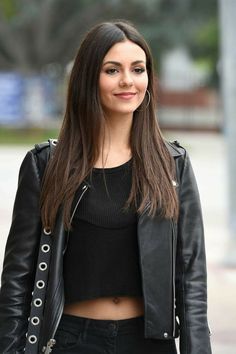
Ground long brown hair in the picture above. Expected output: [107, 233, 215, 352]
[40, 20, 178, 231]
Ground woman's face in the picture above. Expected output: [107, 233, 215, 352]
[99, 40, 148, 118]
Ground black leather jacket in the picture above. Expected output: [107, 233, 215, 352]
[0, 140, 212, 354]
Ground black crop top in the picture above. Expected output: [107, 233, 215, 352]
[63, 158, 143, 304]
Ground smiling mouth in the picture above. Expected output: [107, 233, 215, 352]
[114, 92, 137, 99]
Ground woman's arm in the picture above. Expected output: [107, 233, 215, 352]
[176, 150, 212, 354]
[0, 150, 42, 353]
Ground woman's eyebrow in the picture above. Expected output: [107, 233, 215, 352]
[102, 60, 146, 66]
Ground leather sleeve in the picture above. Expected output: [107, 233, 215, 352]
[176, 150, 212, 354]
[0, 151, 42, 353]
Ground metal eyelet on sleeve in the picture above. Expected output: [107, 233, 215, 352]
[31, 316, 40, 325]
[52, 139, 57, 146]
[43, 228, 51, 235]
[28, 335, 37, 344]
[39, 262, 47, 271]
[41, 244, 50, 253]
[36, 280, 45, 289]
[25, 224, 53, 353]
[34, 298, 42, 307]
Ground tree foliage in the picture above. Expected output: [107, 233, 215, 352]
[0, 0, 218, 84]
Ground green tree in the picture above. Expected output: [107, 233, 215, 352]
[189, 17, 219, 86]
[0, 0, 219, 85]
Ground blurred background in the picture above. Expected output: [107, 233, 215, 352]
[0, 1, 235, 353]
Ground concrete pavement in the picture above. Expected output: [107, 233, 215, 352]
[167, 131, 236, 354]
[0, 133, 236, 353]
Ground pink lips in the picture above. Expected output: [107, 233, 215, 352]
[114, 92, 136, 100]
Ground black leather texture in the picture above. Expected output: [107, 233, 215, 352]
[0, 140, 212, 354]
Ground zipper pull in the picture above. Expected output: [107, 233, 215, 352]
[42, 338, 56, 353]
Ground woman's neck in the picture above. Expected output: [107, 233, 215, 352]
[100, 113, 133, 152]
[95, 115, 133, 168]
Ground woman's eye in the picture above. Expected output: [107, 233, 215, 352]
[105, 68, 118, 75]
[134, 67, 146, 74]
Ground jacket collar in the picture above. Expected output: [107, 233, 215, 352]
[165, 141, 184, 158]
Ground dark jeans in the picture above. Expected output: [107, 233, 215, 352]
[53, 314, 177, 353]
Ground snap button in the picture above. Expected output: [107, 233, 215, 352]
[163, 332, 168, 338]
[172, 180, 179, 187]
[173, 140, 181, 147]
[109, 323, 116, 330]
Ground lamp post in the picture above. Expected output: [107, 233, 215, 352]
[219, 0, 236, 266]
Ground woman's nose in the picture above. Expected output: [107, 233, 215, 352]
[119, 72, 134, 87]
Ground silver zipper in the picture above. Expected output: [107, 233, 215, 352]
[49, 296, 65, 346]
[171, 218, 177, 337]
[138, 201, 177, 337]
[69, 184, 89, 225]
[47, 182, 90, 347]
[43, 338, 56, 353]
[63, 183, 90, 253]
[137, 200, 151, 337]
[137, 216, 148, 336]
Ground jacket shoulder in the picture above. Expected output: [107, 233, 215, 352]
[165, 140, 186, 158]
[29, 139, 57, 179]
[32, 139, 57, 155]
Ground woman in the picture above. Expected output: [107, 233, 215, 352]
[0, 20, 212, 354]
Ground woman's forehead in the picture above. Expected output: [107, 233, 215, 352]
[103, 40, 146, 64]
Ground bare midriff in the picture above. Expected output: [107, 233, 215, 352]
[63, 296, 144, 320]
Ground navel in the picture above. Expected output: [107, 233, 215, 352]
[112, 297, 120, 304]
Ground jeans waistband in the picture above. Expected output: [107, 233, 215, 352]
[60, 313, 145, 336]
